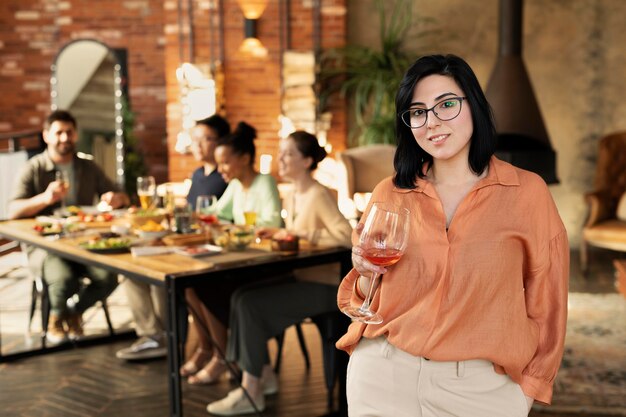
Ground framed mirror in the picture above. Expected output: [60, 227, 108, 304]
[50, 39, 125, 187]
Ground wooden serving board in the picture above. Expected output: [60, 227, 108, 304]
[162, 233, 208, 247]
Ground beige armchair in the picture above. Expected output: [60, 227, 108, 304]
[581, 132, 626, 272]
[335, 144, 396, 220]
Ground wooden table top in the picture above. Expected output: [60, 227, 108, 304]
[0, 218, 346, 284]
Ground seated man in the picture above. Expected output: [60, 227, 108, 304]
[8, 110, 129, 344]
[116, 114, 229, 360]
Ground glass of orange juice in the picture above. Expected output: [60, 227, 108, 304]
[243, 211, 257, 226]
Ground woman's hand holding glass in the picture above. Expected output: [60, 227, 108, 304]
[342, 202, 410, 324]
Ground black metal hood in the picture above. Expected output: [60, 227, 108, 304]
[486, 0, 559, 184]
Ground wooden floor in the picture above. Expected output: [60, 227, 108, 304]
[0, 325, 336, 417]
[1, 248, 623, 417]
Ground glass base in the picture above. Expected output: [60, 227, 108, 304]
[342, 305, 383, 324]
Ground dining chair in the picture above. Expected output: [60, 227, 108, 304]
[272, 311, 350, 411]
[24, 250, 115, 347]
[273, 323, 310, 373]
[311, 311, 351, 410]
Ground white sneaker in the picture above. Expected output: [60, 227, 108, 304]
[261, 371, 279, 395]
[207, 387, 265, 416]
[115, 335, 167, 360]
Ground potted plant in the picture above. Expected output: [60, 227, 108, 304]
[320, 0, 437, 146]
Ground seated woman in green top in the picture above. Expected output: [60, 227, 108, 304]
[182, 121, 282, 385]
[211, 124, 282, 227]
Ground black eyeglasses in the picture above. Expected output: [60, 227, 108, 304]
[399, 97, 467, 129]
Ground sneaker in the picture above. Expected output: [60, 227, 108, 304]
[115, 335, 167, 360]
[65, 313, 84, 340]
[207, 387, 265, 416]
[46, 314, 68, 345]
[261, 371, 279, 395]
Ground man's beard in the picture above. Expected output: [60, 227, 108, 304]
[55, 142, 75, 156]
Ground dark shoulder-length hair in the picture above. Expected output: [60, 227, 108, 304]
[216, 121, 257, 165]
[393, 54, 497, 189]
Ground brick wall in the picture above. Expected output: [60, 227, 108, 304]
[165, 0, 347, 182]
[0, 0, 168, 182]
[0, 0, 347, 185]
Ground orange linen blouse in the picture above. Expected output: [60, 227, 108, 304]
[336, 157, 569, 405]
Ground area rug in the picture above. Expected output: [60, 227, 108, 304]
[535, 293, 626, 415]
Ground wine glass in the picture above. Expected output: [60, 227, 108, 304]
[137, 176, 156, 209]
[55, 170, 70, 210]
[342, 202, 410, 324]
[196, 195, 217, 242]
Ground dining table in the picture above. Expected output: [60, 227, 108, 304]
[0, 218, 353, 417]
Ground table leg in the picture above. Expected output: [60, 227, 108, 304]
[167, 276, 184, 417]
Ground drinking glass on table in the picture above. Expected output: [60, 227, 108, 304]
[173, 203, 193, 234]
[196, 195, 218, 242]
[164, 184, 176, 213]
[342, 202, 410, 324]
[242, 195, 257, 227]
[137, 176, 156, 209]
[55, 170, 70, 210]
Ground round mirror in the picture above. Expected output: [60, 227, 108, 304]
[50, 39, 125, 187]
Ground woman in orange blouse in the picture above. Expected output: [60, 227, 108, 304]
[337, 54, 569, 416]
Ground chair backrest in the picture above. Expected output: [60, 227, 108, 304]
[593, 132, 626, 214]
[335, 144, 396, 219]
[0, 150, 28, 220]
[337, 144, 396, 197]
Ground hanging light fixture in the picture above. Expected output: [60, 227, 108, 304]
[236, 0, 268, 57]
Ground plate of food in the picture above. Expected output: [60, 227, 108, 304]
[79, 236, 132, 254]
[174, 244, 223, 258]
[32, 222, 64, 236]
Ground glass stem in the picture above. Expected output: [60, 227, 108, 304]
[359, 273, 380, 313]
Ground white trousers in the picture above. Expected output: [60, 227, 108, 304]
[346, 337, 530, 417]
[123, 278, 167, 337]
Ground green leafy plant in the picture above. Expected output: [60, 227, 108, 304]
[320, 0, 437, 146]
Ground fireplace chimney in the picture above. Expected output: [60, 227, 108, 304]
[486, 0, 559, 184]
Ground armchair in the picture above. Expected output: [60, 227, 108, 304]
[336, 144, 396, 220]
[581, 132, 626, 272]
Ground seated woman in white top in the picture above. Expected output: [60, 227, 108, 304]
[206, 131, 352, 415]
[183, 122, 282, 385]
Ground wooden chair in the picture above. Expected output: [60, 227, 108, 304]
[581, 132, 626, 272]
[275, 312, 350, 411]
[273, 323, 310, 373]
